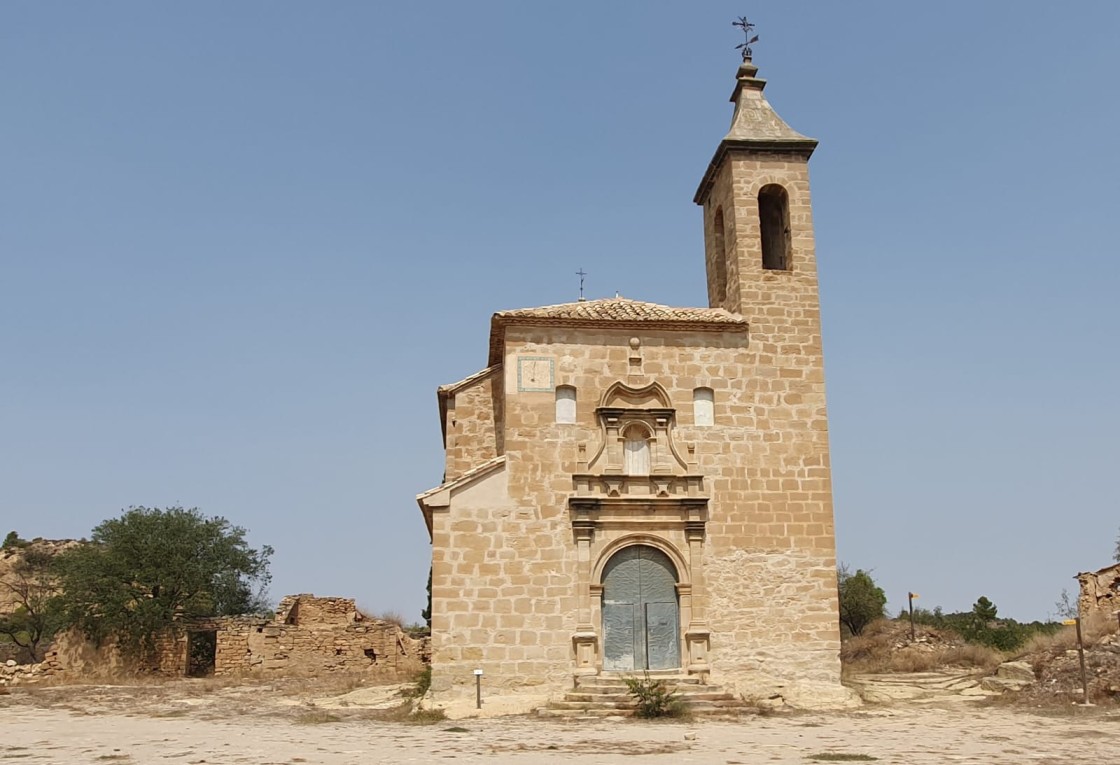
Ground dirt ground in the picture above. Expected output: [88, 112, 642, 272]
[2, 678, 1118, 764]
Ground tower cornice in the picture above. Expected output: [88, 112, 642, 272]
[693, 138, 818, 205]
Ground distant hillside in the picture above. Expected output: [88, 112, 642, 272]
[0, 537, 79, 616]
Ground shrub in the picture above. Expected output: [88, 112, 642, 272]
[837, 565, 886, 637]
[910, 598, 1064, 653]
[623, 674, 688, 718]
[401, 666, 431, 699]
[2, 531, 29, 551]
[406, 708, 447, 725]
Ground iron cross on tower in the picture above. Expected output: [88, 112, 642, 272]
[733, 16, 759, 60]
[576, 268, 587, 301]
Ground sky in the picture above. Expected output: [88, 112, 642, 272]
[2, 2, 1118, 623]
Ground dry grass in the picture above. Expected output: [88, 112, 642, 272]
[1010, 616, 1118, 662]
[267, 673, 370, 698]
[938, 644, 1004, 670]
[358, 608, 405, 627]
[294, 708, 343, 725]
[841, 619, 1000, 674]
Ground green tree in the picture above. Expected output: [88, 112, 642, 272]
[53, 507, 272, 657]
[2, 531, 27, 550]
[421, 566, 432, 628]
[971, 596, 998, 622]
[837, 565, 887, 637]
[0, 546, 64, 661]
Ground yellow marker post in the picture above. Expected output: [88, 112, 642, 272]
[1062, 618, 1090, 704]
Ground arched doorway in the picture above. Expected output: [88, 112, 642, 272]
[601, 545, 680, 671]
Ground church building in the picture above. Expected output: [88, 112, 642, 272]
[417, 51, 850, 711]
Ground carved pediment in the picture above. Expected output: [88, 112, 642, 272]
[584, 380, 691, 479]
[599, 380, 672, 409]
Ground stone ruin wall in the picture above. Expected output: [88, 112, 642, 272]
[1, 594, 429, 687]
[1077, 565, 1120, 621]
[199, 595, 428, 679]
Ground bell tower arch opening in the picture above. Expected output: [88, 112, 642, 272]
[708, 206, 728, 306]
[758, 183, 791, 271]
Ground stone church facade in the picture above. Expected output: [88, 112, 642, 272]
[417, 55, 850, 710]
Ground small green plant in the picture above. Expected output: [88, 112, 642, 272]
[402, 666, 431, 699]
[406, 708, 447, 725]
[623, 673, 687, 718]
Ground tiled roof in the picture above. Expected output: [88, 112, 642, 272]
[438, 364, 500, 397]
[415, 455, 507, 539]
[493, 297, 746, 326]
[488, 297, 747, 366]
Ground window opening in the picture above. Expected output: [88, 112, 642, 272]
[623, 427, 651, 476]
[759, 184, 791, 270]
[712, 207, 728, 302]
[693, 388, 714, 426]
[555, 386, 577, 424]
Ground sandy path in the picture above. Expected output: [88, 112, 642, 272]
[3, 703, 1118, 764]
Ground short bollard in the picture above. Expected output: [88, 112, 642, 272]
[473, 668, 483, 709]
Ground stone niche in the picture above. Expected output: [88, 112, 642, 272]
[568, 380, 711, 678]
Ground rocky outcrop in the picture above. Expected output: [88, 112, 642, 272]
[980, 661, 1036, 692]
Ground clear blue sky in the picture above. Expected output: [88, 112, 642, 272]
[2, 3, 1118, 622]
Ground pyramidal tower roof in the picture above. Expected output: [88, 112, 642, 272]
[695, 55, 817, 203]
[724, 58, 815, 144]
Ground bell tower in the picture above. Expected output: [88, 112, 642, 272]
[694, 54, 820, 333]
[688, 37, 849, 706]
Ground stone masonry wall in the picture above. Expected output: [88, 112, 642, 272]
[696, 150, 844, 701]
[5, 594, 428, 686]
[443, 370, 500, 482]
[430, 463, 571, 699]
[1078, 565, 1120, 619]
[206, 617, 425, 679]
[431, 317, 843, 706]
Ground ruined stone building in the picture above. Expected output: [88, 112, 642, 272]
[417, 54, 849, 709]
[1076, 564, 1120, 621]
[11, 594, 427, 686]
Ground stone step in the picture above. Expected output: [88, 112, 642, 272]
[539, 699, 752, 718]
[539, 674, 755, 718]
[583, 674, 702, 684]
[537, 707, 634, 719]
[563, 690, 735, 703]
[573, 680, 703, 692]
[547, 700, 638, 710]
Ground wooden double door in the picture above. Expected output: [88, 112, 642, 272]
[601, 545, 680, 671]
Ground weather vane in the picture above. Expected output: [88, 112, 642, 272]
[732, 16, 759, 60]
